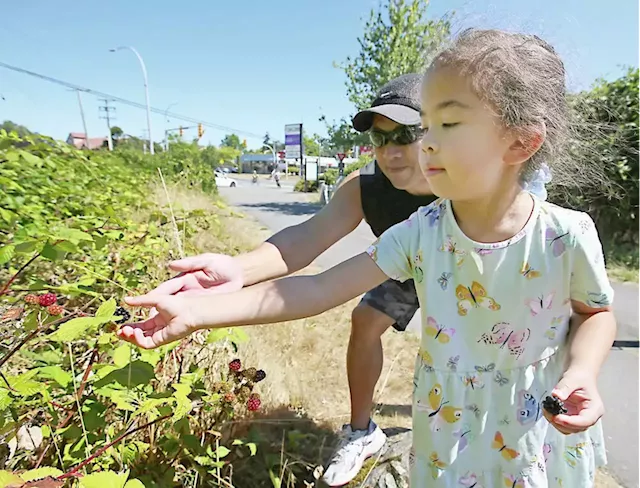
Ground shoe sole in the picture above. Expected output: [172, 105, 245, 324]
[323, 430, 387, 487]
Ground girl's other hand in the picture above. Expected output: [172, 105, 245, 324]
[544, 368, 605, 435]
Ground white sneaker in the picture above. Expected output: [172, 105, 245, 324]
[321, 420, 387, 486]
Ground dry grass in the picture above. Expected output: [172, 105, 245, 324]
[161, 183, 624, 487]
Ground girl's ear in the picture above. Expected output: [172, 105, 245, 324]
[505, 123, 546, 166]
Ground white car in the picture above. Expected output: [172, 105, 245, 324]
[215, 172, 237, 188]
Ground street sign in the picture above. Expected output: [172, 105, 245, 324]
[337, 153, 346, 162]
[285, 123, 302, 159]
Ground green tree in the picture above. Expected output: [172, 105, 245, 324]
[263, 132, 272, 148]
[549, 67, 639, 251]
[323, 0, 451, 149]
[1, 120, 33, 137]
[110, 126, 124, 143]
[303, 133, 322, 156]
[218, 146, 241, 165]
[339, 0, 451, 110]
[221, 133, 243, 151]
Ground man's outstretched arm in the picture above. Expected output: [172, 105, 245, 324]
[235, 171, 364, 286]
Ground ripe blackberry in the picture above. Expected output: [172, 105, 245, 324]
[113, 306, 131, 324]
[38, 293, 57, 307]
[229, 359, 242, 372]
[254, 370, 266, 383]
[543, 395, 568, 416]
[247, 396, 261, 412]
[24, 294, 39, 305]
[46, 305, 64, 316]
[243, 367, 257, 381]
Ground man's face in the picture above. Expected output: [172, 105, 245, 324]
[371, 114, 431, 194]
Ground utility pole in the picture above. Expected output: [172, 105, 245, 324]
[75, 90, 90, 149]
[99, 98, 116, 151]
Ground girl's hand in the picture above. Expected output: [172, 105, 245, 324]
[544, 368, 605, 435]
[117, 294, 202, 349]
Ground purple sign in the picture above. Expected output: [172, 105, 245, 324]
[285, 134, 301, 145]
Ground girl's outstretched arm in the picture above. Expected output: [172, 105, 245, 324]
[120, 253, 389, 349]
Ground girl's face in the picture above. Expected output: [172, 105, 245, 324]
[419, 66, 522, 201]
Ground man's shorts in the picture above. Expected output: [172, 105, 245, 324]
[359, 278, 419, 332]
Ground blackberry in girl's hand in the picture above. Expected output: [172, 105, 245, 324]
[113, 306, 131, 324]
[543, 395, 568, 415]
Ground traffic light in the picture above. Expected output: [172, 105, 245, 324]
[179, 126, 183, 137]
[242, 139, 247, 149]
[198, 123, 204, 138]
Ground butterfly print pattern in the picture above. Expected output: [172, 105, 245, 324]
[478, 322, 531, 359]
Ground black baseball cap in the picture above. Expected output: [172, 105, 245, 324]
[352, 73, 423, 132]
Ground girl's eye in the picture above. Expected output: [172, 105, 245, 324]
[442, 123, 459, 128]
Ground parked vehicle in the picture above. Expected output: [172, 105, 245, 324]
[215, 172, 237, 188]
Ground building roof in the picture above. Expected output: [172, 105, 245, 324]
[67, 132, 108, 150]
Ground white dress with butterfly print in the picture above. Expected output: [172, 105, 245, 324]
[366, 196, 614, 488]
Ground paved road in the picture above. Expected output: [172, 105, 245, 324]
[219, 182, 639, 488]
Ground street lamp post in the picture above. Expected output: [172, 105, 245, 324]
[163, 102, 177, 151]
[263, 143, 276, 174]
[110, 46, 154, 155]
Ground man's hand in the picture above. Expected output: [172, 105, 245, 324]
[149, 253, 244, 296]
[118, 294, 203, 349]
[543, 368, 605, 435]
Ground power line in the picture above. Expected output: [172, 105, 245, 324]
[0, 60, 263, 139]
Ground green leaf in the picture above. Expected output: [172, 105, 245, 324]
[231, 439, 257, 455]
[41, 242, 66, 261]
[96, 298, 117, 318]
[0, 207, 15, 224]
[81, 401, 108, 431]
[213, 446, 230, 459]
[79, 470, 130, 488]
[48, 317, 103, 342]
[124, 478, 146, 488]
[0, 389, 13, 410]
[94, 235, 108, 249]
[206, 328, 229, 344]
[55, 240, 80, 253]
[6, 370, 43, 397]
[172, 393, 192, 423]
[113, 344, 131, 368]
[229, 328, 249, 344]
[133, 397, 170, 418]
[18, 150, 42, 165]
[21, 467, 64, 482]
[93, 361, 156, 388]
[172, 383, 191, 397]
[14, 240, 40, 253]
[0, 470, 24, 486]
[54, 227, 93, 245]
[38, 366, 72, 388]
[22, 312, 39, 331]
[0, 245, 15, 265]
[138, 348, 161, 367]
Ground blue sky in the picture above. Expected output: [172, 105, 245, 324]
[1, 0, 637, 148]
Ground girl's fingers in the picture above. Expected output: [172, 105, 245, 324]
[553, 410, 598, 431]
[169, 255, 211, 273]
[124, 294, 160, 308]
[147, 276, 186, 296]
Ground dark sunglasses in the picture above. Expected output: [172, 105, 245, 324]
[368, 125, 425, 148]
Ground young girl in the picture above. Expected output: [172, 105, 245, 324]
[119, 29, 616, 487]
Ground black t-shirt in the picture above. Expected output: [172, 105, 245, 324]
[359, 161, 437, 237]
